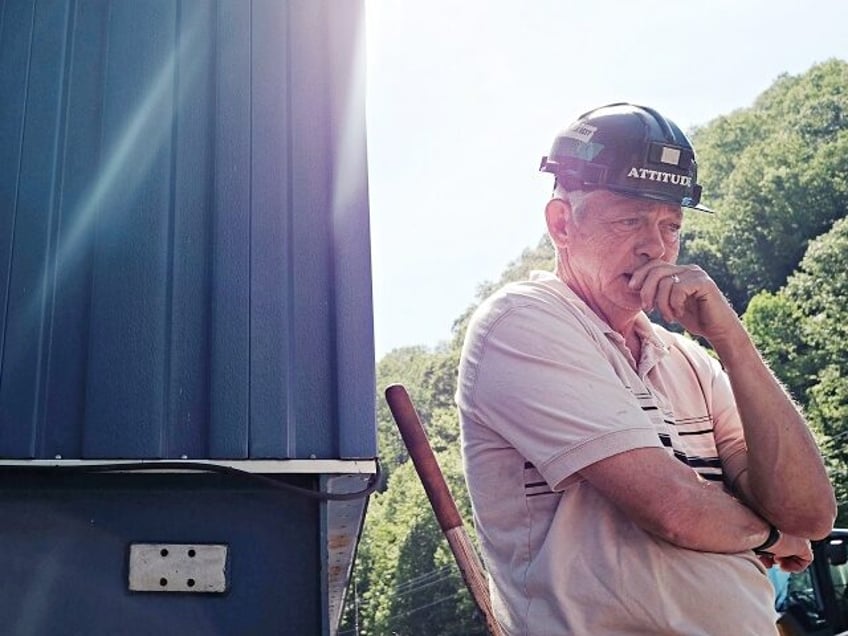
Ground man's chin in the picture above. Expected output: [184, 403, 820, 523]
[612, 291, 644, 314]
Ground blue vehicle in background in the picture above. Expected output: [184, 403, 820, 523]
[775, 529, 848, 636]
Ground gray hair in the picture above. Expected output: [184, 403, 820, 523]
[552, 184, 589, 222]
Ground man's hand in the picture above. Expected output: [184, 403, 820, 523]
[756, 533, 813, 573]
[628, 260, 743, 347]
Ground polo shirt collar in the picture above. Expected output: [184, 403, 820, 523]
[530, 270, 671, 372]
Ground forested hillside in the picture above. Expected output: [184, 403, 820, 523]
[341, 59, 848, 635]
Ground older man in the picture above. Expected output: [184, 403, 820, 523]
[456, 103, 835, 635]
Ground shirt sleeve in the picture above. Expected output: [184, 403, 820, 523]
[671, 334, 748, 486]
[710, 366, 749, 487]
[458, 294, 663, 491]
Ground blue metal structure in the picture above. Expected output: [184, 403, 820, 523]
[0, 0, 376, 633]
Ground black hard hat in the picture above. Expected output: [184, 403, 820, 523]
[540, 103, 711, 212]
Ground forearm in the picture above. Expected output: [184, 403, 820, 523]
[622, 469, 813, 568]
[640, 478, 775, 553]
[584, 448, 777, 553]
[713, 329, 835, 538]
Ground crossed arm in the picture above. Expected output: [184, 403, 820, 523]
[580, 260, 836, 569]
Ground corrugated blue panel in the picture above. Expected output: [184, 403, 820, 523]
[0, 0, 376, 460]
[0, 0, 74, 454]
[288, 1, 336, 460]
[168, 0, 216, 458]
[247, 0, 291, 458]
[85, 0, 177, 456]
[210, 0, 252, 458]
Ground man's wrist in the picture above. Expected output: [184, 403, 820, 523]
[753, 524, 781, 555]
[711, 328, 756, 369]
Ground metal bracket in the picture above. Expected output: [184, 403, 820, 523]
[128, 543, 228, 593]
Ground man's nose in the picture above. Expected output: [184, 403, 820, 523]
[636, 224, 666, 259]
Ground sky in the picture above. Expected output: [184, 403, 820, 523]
[364, 0, 848, 358]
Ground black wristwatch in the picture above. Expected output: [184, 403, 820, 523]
[753, 524, 781, 556]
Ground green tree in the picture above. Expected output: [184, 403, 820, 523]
[682, 59, 848, 311]
[742, 291, 817, 403]
[344, 342, 483, 635]
[451, 236, 555, 347]
[375, 346, 460, 477]
[743, 217, 848, 523]
[344, 447, 485, 635]
[783, 217, 848, 522]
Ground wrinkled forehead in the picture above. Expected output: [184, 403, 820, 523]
[584, 188, 684, 220]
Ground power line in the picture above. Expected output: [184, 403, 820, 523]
[392, 570, 460, 601]
[338, 589, 467, 636]
[383, 589, 465, 626]
[339, 566, 468, 635]
[347, 564, 461, 616]
[393, 564, 454, 594]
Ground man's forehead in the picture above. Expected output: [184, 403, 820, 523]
[587, 190, 683, 219]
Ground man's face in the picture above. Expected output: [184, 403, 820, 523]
[562, 190, 683, 317]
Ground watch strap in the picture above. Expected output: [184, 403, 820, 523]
[753, 524, 781, 555]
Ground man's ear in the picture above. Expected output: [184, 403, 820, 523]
[545, 198, 570, 249]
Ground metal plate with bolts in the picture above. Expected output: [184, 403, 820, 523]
[128, 543, 229, 593]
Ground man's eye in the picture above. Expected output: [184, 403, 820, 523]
[664, 224, 682, 238]
[618, 218, 640, 227]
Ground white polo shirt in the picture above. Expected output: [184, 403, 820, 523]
[456, 271, 777, 636]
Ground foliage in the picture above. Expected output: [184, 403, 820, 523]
[744, 217, 848, 522]
[343, 335, 485, 635]
[742, 291, 817, 403]
[342, 59, 848, 634]
[343, 424, 486, 635]
[682, 59, 848, 312]
[375, 346, 459, 478]
[450, 236, 555, 347]
[784, 217, 848, 522]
